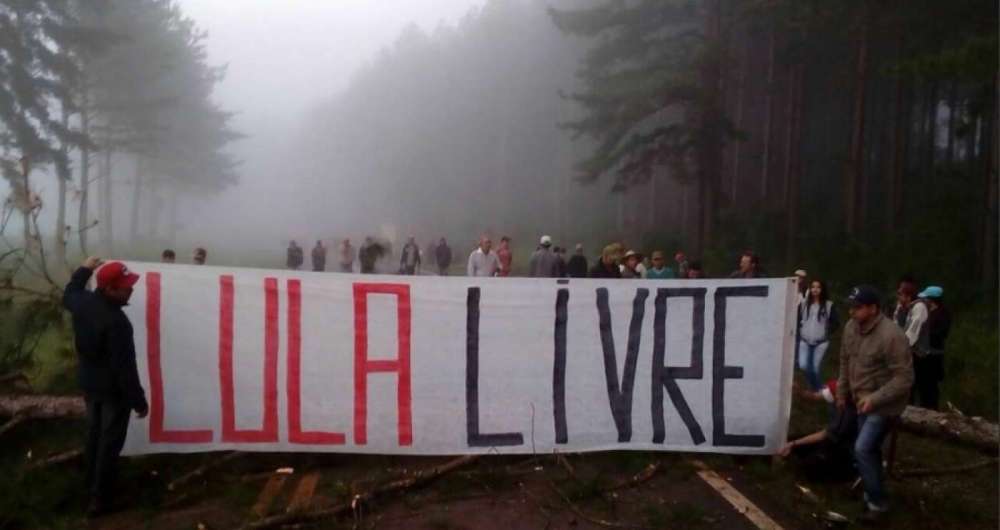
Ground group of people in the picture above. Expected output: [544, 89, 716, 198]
[83, 241, 951, 523]
[274, 234, 718, 280]
[282, 237, 456, 276]
[465, 235, 711, 280]
[781, 274, 952, 523]
[160, 247, 207, 265]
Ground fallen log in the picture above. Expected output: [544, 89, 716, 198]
[0, 395, 85, 419]
[899, 405, 999, 453]
[25, 448, 84, 470]
[241, 454, 480, 530]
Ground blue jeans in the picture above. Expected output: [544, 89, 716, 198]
[797, 340, 829, 391]
[854, 413, 891, 510]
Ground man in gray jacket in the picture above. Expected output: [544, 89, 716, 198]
[836, 285, 913, 522]
[528, 235, 560, 278]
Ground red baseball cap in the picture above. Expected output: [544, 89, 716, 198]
[96, 262, 140, 290]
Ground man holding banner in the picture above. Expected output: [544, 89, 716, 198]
[837, 285, 913, 522]
[64, 257, 149, 517]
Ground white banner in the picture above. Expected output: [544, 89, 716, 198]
[120, 263, 797, 456]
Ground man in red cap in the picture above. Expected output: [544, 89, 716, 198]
[63, 257, 148, 517]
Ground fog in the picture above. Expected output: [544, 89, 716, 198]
[173, 0, 500, 262]
[116, 0, 636, 271]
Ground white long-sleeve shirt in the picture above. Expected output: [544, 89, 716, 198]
[903, 301, 928, 347]
[467, 248, 500, 277]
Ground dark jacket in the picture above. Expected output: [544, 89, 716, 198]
[436, 243, 453, 269]
[589, 260, 621, 279]
[63, 267, 148, 411]
[926, 305, 951, 354]
[567, 254, 588, 278]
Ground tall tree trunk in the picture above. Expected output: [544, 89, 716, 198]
[980, 76, 998, 291]
[696, 0, 724, 255]
[760, 27, 776, 201]
[129, 155, 143, 247]
[731, 38, 748, 203]
[925, 81, 939, 170]
[946, 81, 958, 164]
[784, 65, 804, 266]
[55, 106, 69, 270]
[167, 187, 178, 246]
[887, 32, 907, 235]
[844, 3, 869, 236]
[100, 140, 114, 256]
[77, 101, 91, 256]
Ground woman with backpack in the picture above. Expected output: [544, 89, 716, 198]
[798, 280, 840, 390]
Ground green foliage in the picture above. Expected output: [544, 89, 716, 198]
[549, 0, 718, 189]
[0, 294, 64, 377]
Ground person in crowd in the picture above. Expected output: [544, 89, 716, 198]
[620, 250, 644, 278]
[435, 237, 453, 276]
[63, 257, 148, 517]
[891, 276, 918, 328]
[794, 269, 808, 302]
[358, 236, 380, 274]
[496, 236, 513, 277]
[589, 243, 623, 278]
[399, 236, 421, 275]
[729, 250, 761, 278]
[554, 246, 568, 277]
[798, 280, 840, 391]
[836, 285, 913, 522]
[425, 240, 438, 271]
[567, 243, 588, 278]
[161, 249, 175, 263]
[675, 251, 690, 279]
[529, 235, 560, 277]
[286, 240, 304, 270]
[192, 247, 207, 265]
[780, 379, 859, 483]
[311, 240, 327, 272]
[339, 238, 355, 272]
[686, 260, 704, 279]
[644, 250, 676, 279]
[911, 286, 950, 410]
[468, 235, 501, 277]
[900, 283, 931, 406]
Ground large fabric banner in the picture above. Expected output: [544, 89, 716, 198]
[120, 263, 797, 456]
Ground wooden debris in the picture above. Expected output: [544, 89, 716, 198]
[899, 405, 999, 453]
[0, 414, 26, 437]
[604, 461, 662, 492]
[0, 395, 85, 419]
[167, 452, 243, 492]
[25, 448, 83, 470]
[251, 474, 289, 518]
[241, 454, 480, 530]
[286, 472, 321, 513]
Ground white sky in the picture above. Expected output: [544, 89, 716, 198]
[169, 0, 487, 240]
[175, 0, 486, 125]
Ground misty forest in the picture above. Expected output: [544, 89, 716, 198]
[0, 0, 997, 528]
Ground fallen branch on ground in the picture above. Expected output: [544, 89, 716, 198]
[25, 448, 83, 470]
[899, 406, 999, 453]
[603, 461, 661, 493]
[241, 454, 480, 530]
[0, 395, 85, 419]
[895, 458, 998, 478]
[168, 452, 243, 491]
[0, 415, 25, 437]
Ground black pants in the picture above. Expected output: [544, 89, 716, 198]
[85, 397, 131, 501]
[912, 354, 944, 410]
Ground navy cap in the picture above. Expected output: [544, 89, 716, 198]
[847, 285, 881, 307]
